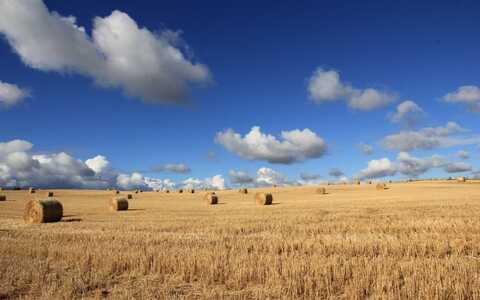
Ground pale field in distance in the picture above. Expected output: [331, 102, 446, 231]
[1, 181, 480, 299]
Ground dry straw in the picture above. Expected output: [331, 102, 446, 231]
[316, 187, 327, 194]
[239, 188, 248, 194]
[24, 199, 63, 223]
[29, 187, 36, 194]
[110, 197, 129, 211]
[457, 176, 466, 183]
[114, 190, 120, 195]
[204, 192, 218, 205]
[191, 189, 195, 194]
[376, 183, 387, 190]
[127, 194, 133, 199]
[178, 189, 183, 193]
[165, 190, 170, 193]
[46, 192, 54, 197]
[0, 195, 6, 201]
[255, 192, 273, 205]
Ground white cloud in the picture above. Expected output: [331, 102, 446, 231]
[443, 85, 480, 112]
[444, 162, 472, 173]
[328, 168, 344, 177]
[357, 158, 396, 179]
[229, 170, 255, 184]
[357, 143, 374, 155]
[388, 100, 424, 125]
[0, 0, 211, 104]
[382, 122, 479, 152]
[215, 126, 327, 164]
[308, 68, 396, 111]
[152, 163, 191, 173]
[85, 155, 110, 174]
[457, 150, 469, 160]
[347, 88, 395, 111]
[144, 177, 176, 191]
[182, 175, 225, 190]
[308, 68, 351, 101]
[256, 167, 290, 186]
[0, 138, 177, 190]
[116, 172, 146, 190]
[0, 81, 29, 107]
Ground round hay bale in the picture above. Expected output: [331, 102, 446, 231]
[239, 188, 248, 194]
[139, 190, 143, 193]
[29, 187, 36, 194]
[165, 190, 170, 193]
[457, 176, 466, 183]
[110, 197, 128, 211]
[24, 199, 63, 223]
[127, 194, 133, 199]
[204, 192, 218, 205]
[114, 190, 120, 195]
[368, 181, 372, 185]
[355, 180, 360, 185]
[316, 187, 326, 194]
[0, 195, 6, 201]
[46, 192, 54, 197]
[191, 189, 195, 194]
[135, 189, 139, 194]
[178, 189, 183, 193]
[376, 183, 387, 190]
[255, 192, 273, 205]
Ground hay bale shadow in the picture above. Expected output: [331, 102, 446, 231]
[62, 218, 82, 222]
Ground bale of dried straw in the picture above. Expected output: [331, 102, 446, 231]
[239, 188, 248, 194]
[114, 190, 120, 194]
[0, 195, 6, 201]
[178, 189, 183, 193]
[110, 197, 128, 211]
[135, 189, 139, 194]
[316, 187, 326, 194]
[376, 183, 387, 190]
[204, 192, 218, 205]
[191, 189, 195, 194]
[457, 176, 466, 183]
[29, 187, 36, 194]
[127, 194, 133, 199]
[165, 190, 170, 193]
[24, 199, 63, 223]
[46, 192, 54, 197]
[255, 192, 273, 205]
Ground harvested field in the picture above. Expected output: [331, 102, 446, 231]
[1, 181, 480, 299]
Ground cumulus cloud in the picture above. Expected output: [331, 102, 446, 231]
[308, 68, 396, 111]
[444, 162, 472, 173]
[144, 177, 176, 191]
[457, 150, 469, 160]
[443, 85, 480, 112]
[0, 138, 177, 190]
[256, 167, 290, 186]
[0, 0, 211, 104]
[388, 100, 424, 126]
[0, 81, 30, 107]
[328, 168, 344, 178]
[381, 122, 479, 152]
[85, 155, 110, 174]
[357, 143, 374, 155]
[182, 175, 225, 190]
[152, 163, 191, 174]
[215, 126, 327, 164]
[229, 170, 255, 184]
[396, 152, 446, 177]
[357, 158, 396, 179]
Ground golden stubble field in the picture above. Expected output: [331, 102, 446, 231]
[1, 181, 480, 299]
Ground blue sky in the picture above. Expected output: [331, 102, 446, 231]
[0, 0, 479, 189]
